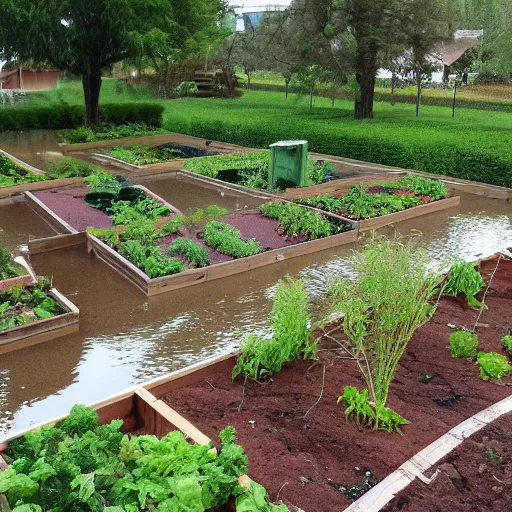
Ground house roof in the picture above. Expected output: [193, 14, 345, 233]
[438, 37, 481, 66]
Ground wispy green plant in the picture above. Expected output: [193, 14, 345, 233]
[233, 276, 316, 380]
[329, 236, 440, 431]
[449, 330, 479, 358]
[444, 259, 485, 307]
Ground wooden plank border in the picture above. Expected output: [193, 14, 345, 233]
[0, 288, 80, 355]
[24, 191, 78, 234]
[28, 232, 88, 255]
[0, 386, 210, 447]
[0, 256, 37, 291]
[87, 217, 358, 296]
[344, 394, 512, 512]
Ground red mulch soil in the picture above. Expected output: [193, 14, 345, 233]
[34, 186, 112, 232]
[160, 257, 512, 512]
[384, 411, 512, 512]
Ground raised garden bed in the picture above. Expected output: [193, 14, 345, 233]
[145, 253, 512, 511]
[0, 255, 36, 291]
[0, 381, 284, 511]
[383, 411, 512, 512]
[87, 199, 357, 296]
[286, 173, 461, 231]
[0, 276, 79, 355]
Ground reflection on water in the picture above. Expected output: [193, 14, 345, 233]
[0, 135, 512, 437]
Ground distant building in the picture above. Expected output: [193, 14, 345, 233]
[228, 1, 291, 31]
[0, 66, 60, 91]
[378, 30, 484, 84]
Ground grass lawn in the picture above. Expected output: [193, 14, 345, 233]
[27, 79, 512, 187]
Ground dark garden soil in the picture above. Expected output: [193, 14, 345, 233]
[160, 257, 512, 512]
[34, 186, 112, 232]
[384, 411, 512, 512]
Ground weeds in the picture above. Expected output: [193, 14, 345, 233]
[444, 259, 485, 307]
[0, 248, 22, 280]
[44, 157, 101, 178]
[233, 276, 316, 380]
[449, 331, 479, 358]
[0, 155, 47, 187]
[329, 236, 440, 431]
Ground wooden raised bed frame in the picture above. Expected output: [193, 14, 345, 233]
[0, 256, 36, 291]
[0, 287, 80, 355]
[87, 213, 358, 296]
[283, 172, 461, 231]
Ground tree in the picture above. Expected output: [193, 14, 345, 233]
[0, 0, 170, 125]
[400, 0, 453, 117]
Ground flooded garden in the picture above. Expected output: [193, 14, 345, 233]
[0, 129, 511, 511]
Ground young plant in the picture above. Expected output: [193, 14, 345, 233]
[392, 175, 449, 200]
[87, 228, 120, 248]
[44, 157, 101, 178]
[501, 335, 512, 359]
[168, 238, 209, 268]
[0, 247, 22, 280]
[444, 259, 485, 307]
[329, 236, 440, 431]
[477, 352, 512, 381]
[449, 330, 479, 358]
[233, 276, 316, 380]
[203, 222, 262, 258]
[338, 387, 410, 434]
[122, 219, 158, 245]
[259, 202, 339, 239]
[84, 170, 121, 195]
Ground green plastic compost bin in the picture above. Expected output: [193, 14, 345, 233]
[268, 140, 308, 190]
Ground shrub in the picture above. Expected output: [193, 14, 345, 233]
[168, 238, 209, 268]
[449, 330, 479, 358]
[259, 201, 339, 239]
[44, 157, 101, 178]
[61, 122, 164, 144]
[233, 276, 316, 379]
[445, 259, 485, 307]
[477, 352, 512, 381]
[203, 221, 262, 258]
[330, 236, 440, 431]
[0, 103, 163, 132]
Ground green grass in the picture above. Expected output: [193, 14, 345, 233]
[24, 80, 512, 188]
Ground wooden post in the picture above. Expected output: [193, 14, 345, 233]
[452, 79, 458, 118]
[19, 67, 23, 90]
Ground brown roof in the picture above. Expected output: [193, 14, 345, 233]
[438, 37, 479, 66]
[0, 69, 18, 81]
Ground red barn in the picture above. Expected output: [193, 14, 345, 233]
[0, 67, 60, 91]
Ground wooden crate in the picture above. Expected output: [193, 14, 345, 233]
[0, 288, 80, 355]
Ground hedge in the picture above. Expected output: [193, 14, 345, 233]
[166, 118, 512, 189]
[0, 102, 164, 131]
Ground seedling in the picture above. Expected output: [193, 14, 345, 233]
[445, 259, 484, 307]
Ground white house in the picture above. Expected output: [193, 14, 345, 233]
[228, 1, 291, 31]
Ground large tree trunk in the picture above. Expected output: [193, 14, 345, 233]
[354, 46, 378, 119]
[82, 68, 102, 126]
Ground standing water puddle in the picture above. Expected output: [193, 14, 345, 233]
[0, 133, 512, 435]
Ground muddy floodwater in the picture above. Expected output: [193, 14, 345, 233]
[0, 131, 512, 436]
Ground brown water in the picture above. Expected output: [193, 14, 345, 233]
[0, 132, 512, 437]
[0, 130, 63, 168]
[0, 197, 59, 251]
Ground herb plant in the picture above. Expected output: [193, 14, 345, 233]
[338, 387, 410, 434]
[203, 222, 262, 258]
[477, 352, 512, 381]
[0, 247, 22, 280]
[259, 202, 340, 239]
[329, 237, 440, 431]
[501, 335, 512, 358]
[0, 405, 283, 512]
[168, 239, 209, 268]
[233, 276, 316, 380]
[449, 330, 479, 358]
[119, 241, 185, 278]
[445, 259, 485, 307]
[389, 175, 449, 200]
[44, 157, 101, 178]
